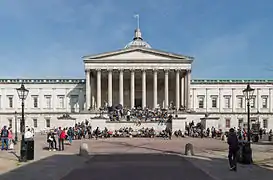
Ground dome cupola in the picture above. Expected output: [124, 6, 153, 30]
[124, 28, 152, 49]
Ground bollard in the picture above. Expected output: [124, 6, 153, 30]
[79, 143, 89, 157]
[185, 143, 194, 156]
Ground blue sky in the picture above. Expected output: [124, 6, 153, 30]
[1, 0, 273, 79]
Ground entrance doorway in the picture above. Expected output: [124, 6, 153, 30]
[135, 98, 142, 109]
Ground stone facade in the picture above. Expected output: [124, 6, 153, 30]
[0, 79, 272, 133]
[0, 29, 272, 133]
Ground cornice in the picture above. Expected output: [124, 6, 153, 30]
[0, 79, 85, 84]
[0, 78, 272, 85]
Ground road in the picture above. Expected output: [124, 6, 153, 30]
[62, 153, 213, 180]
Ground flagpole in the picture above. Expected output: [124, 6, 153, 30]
[134, 14, 140, 29]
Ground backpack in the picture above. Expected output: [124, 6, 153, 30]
[1, 129, 8, 137]
[60, 131, 66, 139]
[67, 129, 73, 136]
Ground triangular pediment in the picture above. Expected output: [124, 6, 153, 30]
[83, 47, 193, 61]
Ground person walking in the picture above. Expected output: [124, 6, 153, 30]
[8, 127, 14, 150]
[227, 128, 239, 171]
[95, 127, 99, 140]
[59, 128, 66, 151]
[67, 127, 73, 145]
[47, 130, 57, 151]
[1, 126, 9, 150]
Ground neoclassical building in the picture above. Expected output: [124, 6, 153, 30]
[0, 28, 272, 132]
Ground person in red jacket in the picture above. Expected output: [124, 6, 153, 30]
[59, 129, 66, 151]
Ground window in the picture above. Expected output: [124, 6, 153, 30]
[198, 96, 204, 108]
[236, 96, 243, 108]
[263, 119, 268, 129]
[211, 96, 218, 108]
[32, 96, 38, 108]
[45, 96, 52, 109]
[46, 118, 50, 128]
[70, 95, 79, 112]
[224, 96, 231, 108]
[262, 96, 268, 108]
[8, 119, 12, 128]
[238, 118, 243, 127]
[250, 96, 256, 108]
[225, 118, 231, 128]
[7, 96, 13, 108]
[57, 95, 65, 108]
[33, 119, 38, 128]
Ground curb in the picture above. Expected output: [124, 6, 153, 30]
[253, 157, 273, 164]
[204, 150, 273, 165]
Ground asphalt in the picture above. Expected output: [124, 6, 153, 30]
[61, 153, 214, 180]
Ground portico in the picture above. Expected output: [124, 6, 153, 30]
[84, 28, 193, 111]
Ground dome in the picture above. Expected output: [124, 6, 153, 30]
[124, 28, 152, 49]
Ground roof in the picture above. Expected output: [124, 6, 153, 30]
[191, 79, 273, 84]
[83, 47, 194, 60]
[0, 78, 272, 85]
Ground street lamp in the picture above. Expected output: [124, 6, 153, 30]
[16, 83, 29, 162]
[243, 83, 254, 164]
[14, 111, 18, 142]
[243, 84, 255, 142]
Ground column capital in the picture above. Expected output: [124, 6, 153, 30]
[107, 69, 113, 72]
[118, 68, 124, 72]
[175, 68, 181, 72]
[85, 69, 91, 73]
[95, 68, 101, 71]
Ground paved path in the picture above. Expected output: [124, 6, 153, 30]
[0, 136, 273, 180]
[62, 153, 213, 180]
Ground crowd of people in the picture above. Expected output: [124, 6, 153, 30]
[98, 102, 176, 125]
[0, 126, 34, 151]
[0, 126, 13, 150]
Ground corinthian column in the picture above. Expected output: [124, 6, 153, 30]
[186, 69, 191, 109]
[164, 70, 169, 108]
[85, 69, 91, 110]
[130, 70, 135, 108]
[176, 69, 180, 110]
[142, 70, 146, 109]
[108, 70, 113, 106]
[96, 69, 101, 109]
[119, 69, 124, 106]
[153, 70, 158, 109]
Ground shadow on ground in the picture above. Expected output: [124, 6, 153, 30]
[0, 151, 273, 180]
[253, 141, 273, 146]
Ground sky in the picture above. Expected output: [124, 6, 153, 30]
[0, 0, 273, 79]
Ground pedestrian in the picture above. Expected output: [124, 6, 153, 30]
[67, 127, 73, 145]
[1, 126, 9, 150]
[8, 127, 14, 150]
[47, 130, 57, 151]
[95, 127, 99, 140]
[59, 128, 66, 151]
[227, 128, 239, 171]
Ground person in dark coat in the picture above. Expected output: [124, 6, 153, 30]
[227, 128, 239, 171]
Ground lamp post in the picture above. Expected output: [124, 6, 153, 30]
[14, 111, 18, 142]
[16, 83, 29, 162]
[243, 83, 255, 164]
[243, 84, 255, 142]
